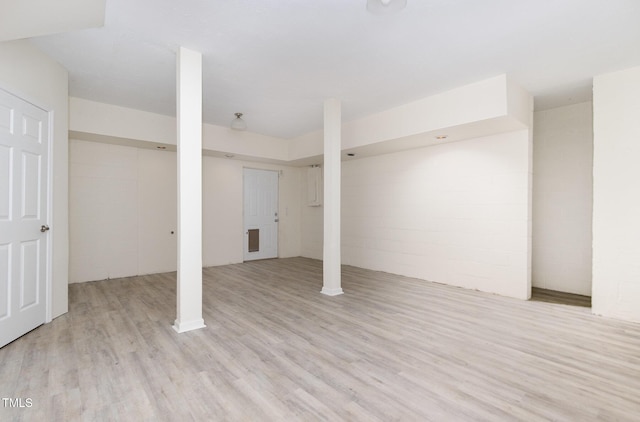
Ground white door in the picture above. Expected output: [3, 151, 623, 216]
[0, 89, 49, 348]
[243, 168, 278, 261]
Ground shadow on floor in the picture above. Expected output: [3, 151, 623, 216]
[531, 287, 591, 308]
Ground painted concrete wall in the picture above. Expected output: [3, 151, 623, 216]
[532, 102, 593, 296]
[592, 66, 640, 322]
[202, 157, 302, 267]
[0, 40, 69, 318]
[69, 141, 179, 281]
[302, 130, 532, 299]
[69, 139, 302, 283]
[138, 148, 178, 274]
[69, 140, 140, 281]
[301, 177, 324, 260]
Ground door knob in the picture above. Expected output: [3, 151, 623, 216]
[40, 225, 50, 232]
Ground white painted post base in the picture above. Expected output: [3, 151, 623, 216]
[173, 319, 206, 334]
[321, 287, 344, 296]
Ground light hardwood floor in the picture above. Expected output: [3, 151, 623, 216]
[1, 257, 639, 421]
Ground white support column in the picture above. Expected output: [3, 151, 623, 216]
[174, 47, 206, 333]
[322, 98, 344, 296]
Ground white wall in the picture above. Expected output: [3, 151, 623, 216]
[0, 40, 69, 318]
[301, 130, 532, 299]
[301, 191, 323, 260]
[289, 74, 529, 163]
[69, 139, 302, 282]
[202, 157, 302, 266]
[70, 97, 291, 162]
[70, 140, 140, 281]
[592, 66, 640, 322]
[139, 149, 178, 274]
[532, 102, 593, 296]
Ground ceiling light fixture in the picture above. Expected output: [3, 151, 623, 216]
[230, 112, 247, 131]
[366, 0, 407, 15]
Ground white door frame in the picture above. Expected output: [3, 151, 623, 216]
[44, 104, 53, 324]
[0, 85, 53, 326]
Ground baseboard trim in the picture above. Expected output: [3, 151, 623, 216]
[173, 319, 206, 333]
[321, 287, 344, 296]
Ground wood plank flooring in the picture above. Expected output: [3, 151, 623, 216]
[1, 257, 639, 421]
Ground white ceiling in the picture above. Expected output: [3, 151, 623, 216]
[0, 0, 105, 42]
[30, 0, 640, 139]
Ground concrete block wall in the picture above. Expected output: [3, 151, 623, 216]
[69, 140, 177, 282]
[592, 66, 640, 322]
[301, 130, 532, 299]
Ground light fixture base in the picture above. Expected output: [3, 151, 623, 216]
[230, 112, 247, 131]
[366, 0, 407, 15]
